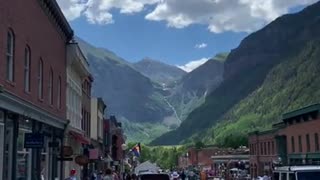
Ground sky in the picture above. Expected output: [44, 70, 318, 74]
[57, 0, 318, 72]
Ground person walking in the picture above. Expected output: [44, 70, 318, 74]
[65, 169, 78, 180]
[103, 169, 113, 180]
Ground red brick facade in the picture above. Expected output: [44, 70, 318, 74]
[249, 104, 320, 178]
[0, 0, 71, 119]
[249, 130, 278, 177]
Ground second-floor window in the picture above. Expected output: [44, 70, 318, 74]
[57, 77, 61, 109]
[48, 69, 53, 105]
[38, 59, 43, 99]
[291, 136, 295, 153]
[306, 134, 310, 152]
[315, 133, 319, 151]
[6, 29, 15, 82]
[298, 135, 302, 152]
[24, 46, 31, 92]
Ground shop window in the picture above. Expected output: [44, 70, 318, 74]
[3, 114, 17, 180]
[291, 136, 295, 153]
[6, 29, 15, 82]
[16, 118, 32, 180]
[298, 135, 302, 152]
[306, 134, 310, 152]
[0, 111, 4, 179]
[315, 133, 319, 151]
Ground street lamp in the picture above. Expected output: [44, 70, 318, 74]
[121, 144, 127, 175]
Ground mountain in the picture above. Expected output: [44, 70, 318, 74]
[132, 58, 187, 85]
[167, 54, 226, 122]
[150, 1, 320, 145]
[76, 37, 176, 142]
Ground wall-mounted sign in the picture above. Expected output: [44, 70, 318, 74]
[63, 146, 74, 157]
[24, 133, 44, 148]
[75, 155, 89, 166]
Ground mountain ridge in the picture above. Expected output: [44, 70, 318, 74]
[150, 1, 320, 145]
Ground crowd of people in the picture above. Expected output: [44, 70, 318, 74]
[65, 169, 139, 180]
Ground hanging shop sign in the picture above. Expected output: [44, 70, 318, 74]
[75, 155, 89, 166]
[63, 146, 74, 157]
[24, 133, 44, 148]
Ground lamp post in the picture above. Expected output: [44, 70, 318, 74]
[121, 144, 127, 176]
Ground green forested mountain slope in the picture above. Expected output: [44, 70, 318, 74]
[207, 40, 320, 147]
[150, 1, 320, 145]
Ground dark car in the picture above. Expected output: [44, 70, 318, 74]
[139, 174, 170, 180]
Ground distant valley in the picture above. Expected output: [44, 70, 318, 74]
[77, 37, 226, 143]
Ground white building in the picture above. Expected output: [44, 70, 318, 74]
[90, 97, 106, 171]
[65, 42, 91, 179]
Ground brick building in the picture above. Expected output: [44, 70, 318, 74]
[248, 128, 280, 177]
[248, 104, 320, 178]
[186, 146, 218, 168]
[0, 0, 73, 179]
[104, 116, 126, 170]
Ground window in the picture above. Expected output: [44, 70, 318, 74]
[292, 136, 295, 153]
[268, 142, 271, 155]
[299, 135, 302, 152]
[24, 46, 31, 92]
[315, 133, 319, 151]
[38, 59, 44, 99]
[306, 134, 310, 152]
[57, 77, 61, 108]
[6, 29, 15, 81]
[272, 141, 275, 155]
[264, 142, 267, 155]
[260, 142, 263, 155]
[48, 69, 53, 105]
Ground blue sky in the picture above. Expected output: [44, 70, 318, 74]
[70, 10, 247, 65]
[58, 0, 318, 71]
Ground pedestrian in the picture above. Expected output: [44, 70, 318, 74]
[131, 174, 137, 180]
[103, 169, 113, 180]
[180, 170, 186, 180]
[65, 169, 78, 180]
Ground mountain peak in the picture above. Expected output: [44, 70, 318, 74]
[133, 58, 187, 85]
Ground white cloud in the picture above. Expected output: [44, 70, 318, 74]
[195, 43, 207, 49]
[57, 0, 318, 32]
[57, 0, 87, 21]
[177, 58, 209, 72]
[57, 0, 159, 24]
[145, 0, 318, 33]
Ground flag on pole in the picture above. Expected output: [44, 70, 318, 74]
[131, 143, 141, 157]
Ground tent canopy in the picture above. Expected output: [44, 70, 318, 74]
[135, 161, 160, 174]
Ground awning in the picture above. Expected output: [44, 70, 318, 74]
[69, 131, 90, 144]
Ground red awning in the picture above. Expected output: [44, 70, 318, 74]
[69, 131, 90, 145]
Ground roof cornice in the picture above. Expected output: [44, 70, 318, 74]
[38, 0, 74, 42]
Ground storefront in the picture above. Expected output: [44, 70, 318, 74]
[0, 108, 66, 180]
[64, 130, 90, 179]
[0, 78, 71, 180]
